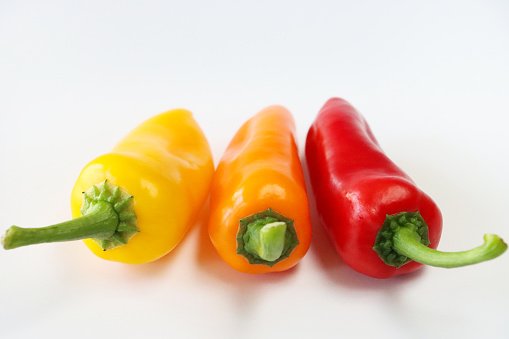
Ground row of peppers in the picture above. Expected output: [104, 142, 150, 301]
[2, 98, 506, 279]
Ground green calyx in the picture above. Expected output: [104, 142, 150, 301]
[373, 211, 507, 269]
[81, 180, 139, 250]
[373, 212, 429, 268]
[1, 180, 139, 251]
[237, 208, 299, 267]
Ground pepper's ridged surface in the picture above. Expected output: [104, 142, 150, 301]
[71, 109, 214, 264]
[209, 106, 312, 273]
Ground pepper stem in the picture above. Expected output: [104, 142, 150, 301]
[393, 230, 507, 268]
[237, 208, 299, 267]
[2, 201, 118, 250]
[1, 180, 139, 251]
[373, 212, 507, 269]
[244, 221, 287, 261]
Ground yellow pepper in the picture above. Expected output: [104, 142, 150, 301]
[2, 109, 214, 264]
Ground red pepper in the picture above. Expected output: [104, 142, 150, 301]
[305, 98, 507, 279]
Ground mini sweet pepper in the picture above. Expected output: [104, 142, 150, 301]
[305, 98, 507, 278]
[209, 105, 312, 273]
[2, 109, 214, 264]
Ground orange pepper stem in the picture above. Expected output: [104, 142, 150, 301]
[244, 221, 287, 261]
[1, 180, 139, 251]
[236, 208, 299, 267]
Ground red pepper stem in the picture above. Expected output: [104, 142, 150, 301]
[373, 211, 507, 269]
[393, 230, 507, 268]
[1, 201, 118, 250]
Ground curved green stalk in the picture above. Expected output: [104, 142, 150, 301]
[373, 211, 507, 269]
[393, 230, 507, 268]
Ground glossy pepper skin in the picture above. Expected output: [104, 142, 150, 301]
[71, 109, 214, 264]
[305, 98, 442, 279]
[209, 106, 312, 273]
[2, 109, 214, 264]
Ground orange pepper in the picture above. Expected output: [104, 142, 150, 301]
[208, 105, 312, 273]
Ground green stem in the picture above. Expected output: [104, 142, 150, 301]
[244, 221, 287, 261]
[237, 208, 299, 267]
[1, 180, 139, 251]
[394, 230, 507, 268]
[373, 211, 507, 269]
[2, 201, 118, 250]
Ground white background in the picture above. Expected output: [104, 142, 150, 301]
[1, 1, 508, 338]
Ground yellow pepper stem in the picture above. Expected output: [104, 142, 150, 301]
[1, 180, 139, 251]
[2, 201, 118, 250]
